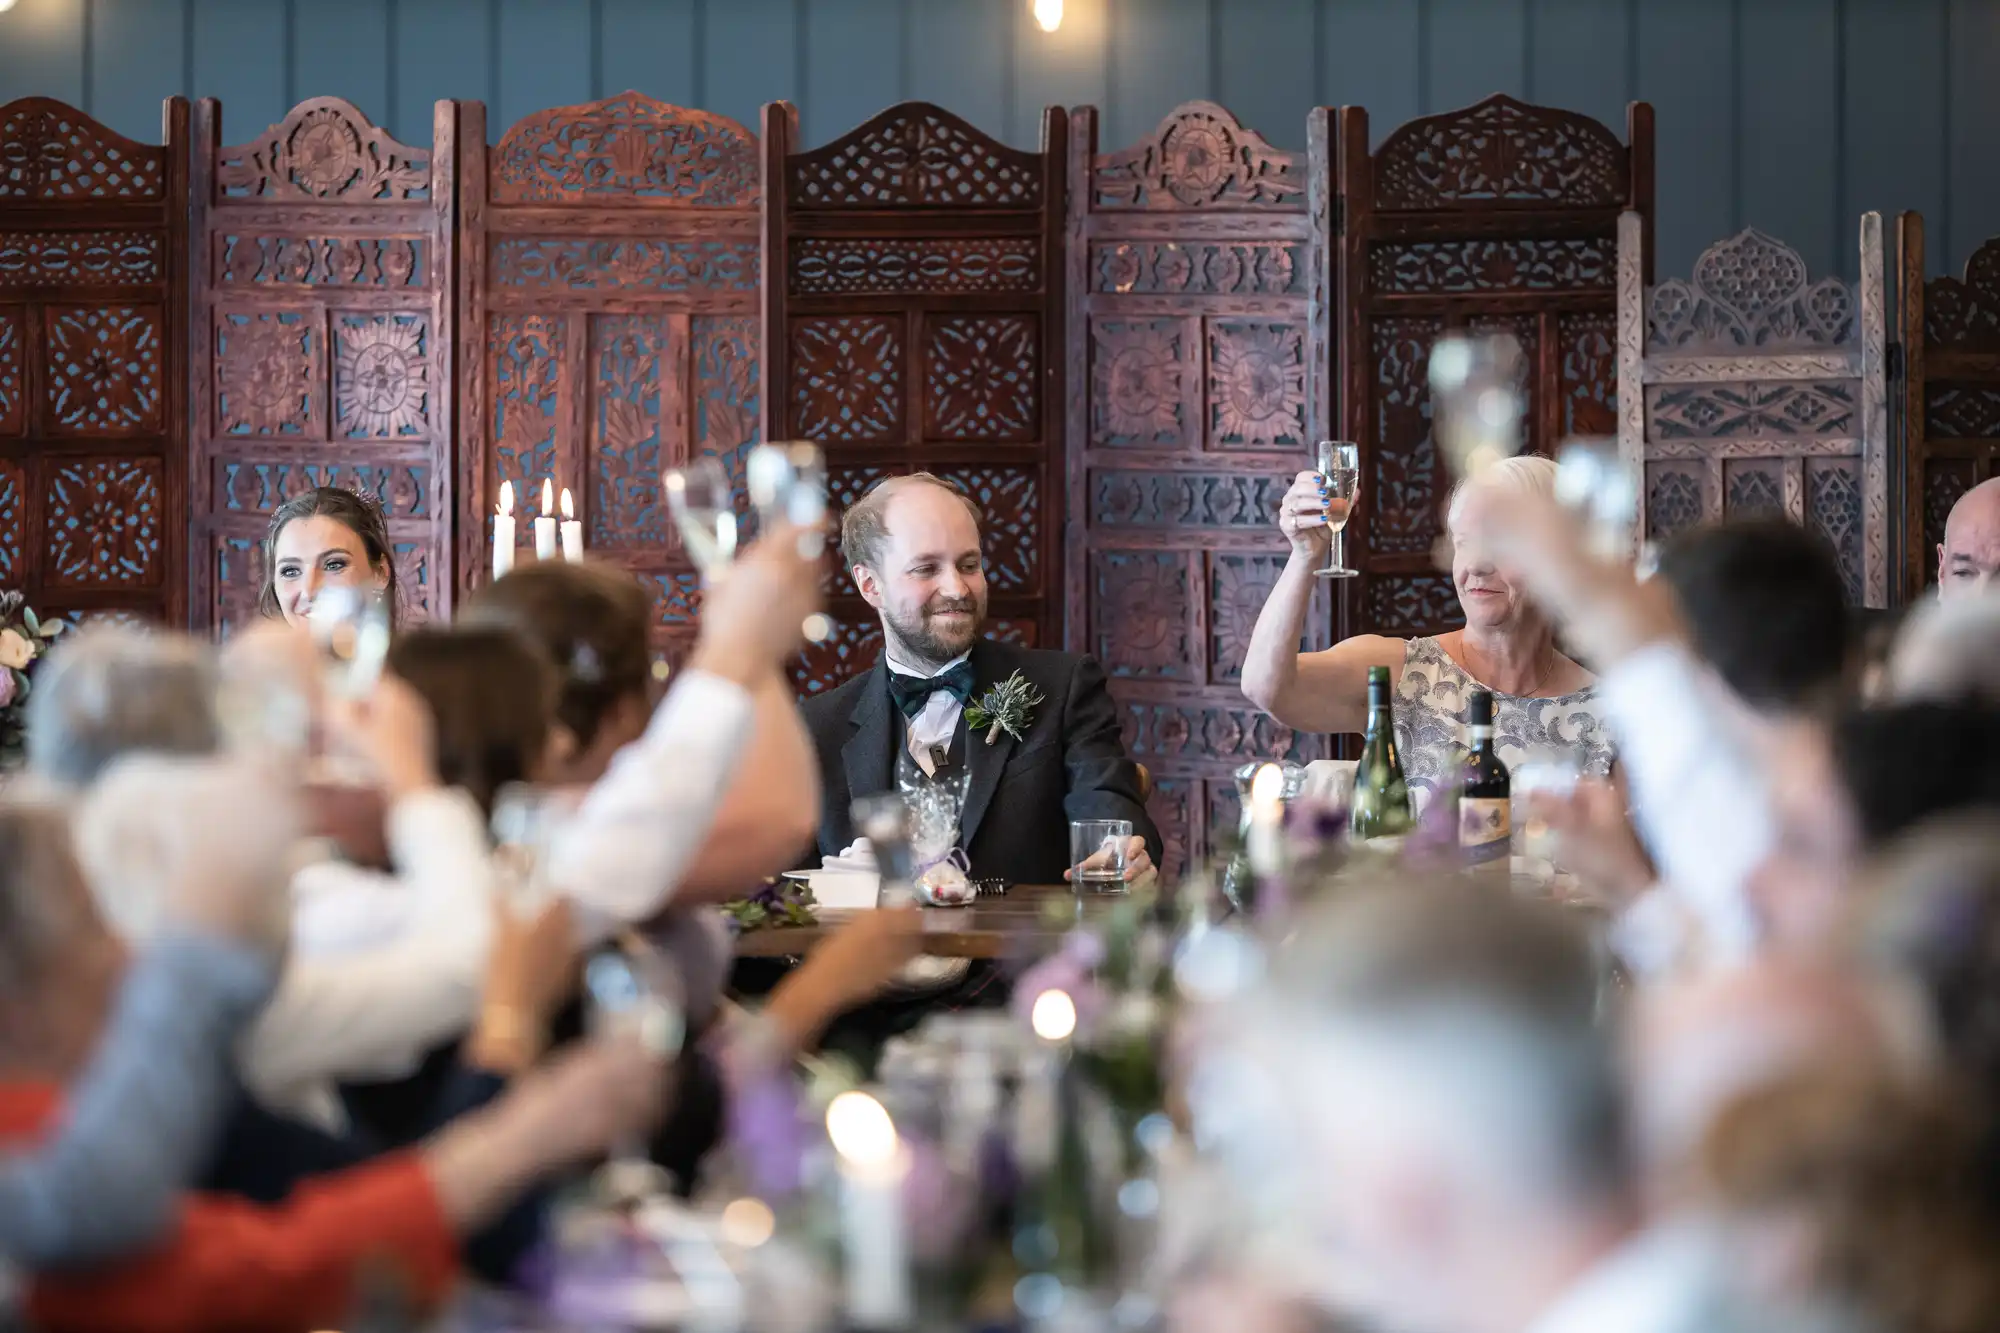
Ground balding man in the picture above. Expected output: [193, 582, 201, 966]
[1938, 476, 2000, 599]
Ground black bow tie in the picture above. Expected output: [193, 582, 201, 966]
[888, 661, 975, 718]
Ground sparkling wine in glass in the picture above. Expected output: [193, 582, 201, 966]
[746, 442, 832, 644]
[1314, 441, 1361, 580]
[664, 457, 738, 578]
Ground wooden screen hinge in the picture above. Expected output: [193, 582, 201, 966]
[1886, 340, 1906, 381]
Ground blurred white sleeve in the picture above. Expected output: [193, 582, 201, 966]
[288, 787, 495, 957]
[553, 669, 756, 947]
[1601, 643, 1771, 963]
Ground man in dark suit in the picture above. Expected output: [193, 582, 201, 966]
[803, 473, 1161, 886]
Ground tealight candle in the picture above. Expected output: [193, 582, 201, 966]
[534, 479, 557, 561]
[826, 1091, 911, 1329]
[492, 480, 516, 582]
[559, 487, 583, 562]
[1246, 762, 1285, 878]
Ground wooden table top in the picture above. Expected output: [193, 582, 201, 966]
[730, 883, 1119, 959]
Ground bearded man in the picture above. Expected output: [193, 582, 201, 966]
[802, 474, 1161, 887]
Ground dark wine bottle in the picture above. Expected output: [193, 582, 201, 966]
[1457, 690, 1511, 867]
[1350, 666, 1413, 845]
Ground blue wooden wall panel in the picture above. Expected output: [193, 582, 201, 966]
[1103, 0, 1209, 151]
[1215, 0, 1316, 149]
[5, 0, 2000, 277]
[599, 0, 697, 111]
[1739, 0, 1841, 279]
[1320, 0, 1421, 145]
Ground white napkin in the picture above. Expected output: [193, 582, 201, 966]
[819, 837, 878, 874]
[809, 838, 880, 907]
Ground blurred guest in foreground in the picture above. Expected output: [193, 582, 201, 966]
[1936, 476, 2000, 600]
[1883, 592, 2000, 705]
[1243, 455, 1615, 805]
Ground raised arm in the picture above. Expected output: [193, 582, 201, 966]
[1238, 471, 1404, 734]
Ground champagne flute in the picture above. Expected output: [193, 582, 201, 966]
[1313, 441, 1360, 580]
[585, 943, 686, 1205]
[489, 782, 577, 914]
[664, 457, 738, 580]
[305, 585, 392, 703]
[746, 441, 833, 645]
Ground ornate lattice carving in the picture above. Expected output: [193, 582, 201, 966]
[1560, 312, 1617, 436]
[46, 458, 161, 586]
[791, 105, 1038, 210]
[1374, 95, 1625, 211]
[1926, 387, 2000, 439]
[983, 618, 1037, 647]
[216, 234, 423, 288]
[1207, 320, 1306, 449]
[1120, 699, 1311, 764]
[389, 541, 436, 624]
[0, 99, 164, 200]
[588, 315, 666, 549]
[215, 99, 428, 201]
[0, 231, 163, 288]
[490, 93, 758, 207]
[1209, 553, 1285, 684]
[694, 315, 760, 507]
[641, 571, 704, 629]
[1648, 381, 1855, 439]
[1363, 573, 1462, 635]
[1092, 470, 1291, 527]
[1923, 460, 1975, 555]
[491, 314, 562, 492]
[792, 316, 903, 443]
[213, 535, 265, 637]
[1648, 230, 1853, 350]
[1807, 460, 1865, 603]
[1093, 102, 1303, 211]
[1924, 241, 2000, 348]
[1370, 316, 1444, 557]
[47, 305, 163, 436]
[0, 463, 19, 582]
[829, 466, 892, 516]
[1147, 778, 1193, 885]
[1646, 464, 1707, 538]
[490, 238, 759, 292]
[216, 311, 314, 436]
[0, 311, 19, 436]
[1093, 242, 1303, 295]
[925, 315, 1037, 442]
[1090, 319, 1190, 448]
[1090, 551, 1193, 679]
[791, 616, 885, 696]
[791, 237, 1038, 296]
[218, 459, 429, 516]
[334, 314, 428, 438]
[939, 466, 1038, 592]
[1369, 237, 1615, 295]
[1724, 464, 1786, 518]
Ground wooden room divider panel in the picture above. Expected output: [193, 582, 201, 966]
[0, 98, 188, 628]
[1337, 95, 1653, 641]
[1617, 213, 1890, 607]
[1898, 215, 2000, 600]
[1064, 102, 1333, 882]
[458, 93, 762, 662]
[765, 101, 1067, 697]
[190, 97, 455, 635]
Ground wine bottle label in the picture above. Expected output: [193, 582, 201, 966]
[1458, 797, 1510, 862]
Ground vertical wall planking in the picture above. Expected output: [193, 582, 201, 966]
[1319, 0, 1420, 145]
[701, 0, 797, 147]
[1526, 0, 1633, 130]
[1427, 0, 1528, 113]
[1214, 0, 1316, 150]
[1013, 0, 1105, 150]
[1635, 0, 1738, 280]
[88, 0, 189, 142]
[190, 0, 285, 141]
[1843, 0, 1946, 281]
[495, 0, 591, 134]
[907, 0, 1011, 143]
[390, 0, 491, 149]
[597, 0, 698, 110]
[293, 0, 389, 128]
[1104, 0, 1209, 151]
[801, 0, 904, 148]
[1738, 0, 1841, 278]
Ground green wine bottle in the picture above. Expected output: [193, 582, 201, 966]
[1350, 666, 1413, 846]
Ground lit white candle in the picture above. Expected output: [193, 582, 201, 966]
[826, 1091, 910, 1329]
[492, 480, 516, 582]
[1246, 762, 1285, 878]
[534, 479, 557, 561]
[559, 487, 583, 562]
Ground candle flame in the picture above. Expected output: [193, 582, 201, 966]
[826, 1090, 899, 1167]
[497, 479, 513, 515]
[541, 478, 553, 516]
[1249, 762, 1284, 814]
[560, 487, 574, 520]
[1030, 988, 1077, 1042]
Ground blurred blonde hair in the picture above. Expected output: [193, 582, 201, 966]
[1445, 454, 1559, 530]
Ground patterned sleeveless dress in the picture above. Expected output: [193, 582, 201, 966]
[1391, 636, 1618, 807]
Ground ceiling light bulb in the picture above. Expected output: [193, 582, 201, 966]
[1032, 0, 1062, 33]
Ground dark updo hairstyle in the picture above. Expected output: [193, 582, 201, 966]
[384, 625, 559, 816]
[258, 486, 400, 628]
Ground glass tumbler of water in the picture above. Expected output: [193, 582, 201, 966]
[1070, 818, 1134, 894]
[1313, 441, 1360, 580]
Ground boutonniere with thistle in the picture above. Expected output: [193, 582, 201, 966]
[965, 670, 1043, 745]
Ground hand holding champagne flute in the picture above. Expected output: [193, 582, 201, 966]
[1313, 440, 1360, 579]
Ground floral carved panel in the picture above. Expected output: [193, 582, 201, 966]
[1209, 553, 1285, 685]
[1089, 318, 1193, 449]
[215, 310, 316, 437]
[1369, 315, 1445, 557]
[791, 315, 903, 444]
[0, 463, 19, 583]
[924, 314, 1038, 443]
[589, 314, 670, 550]
[1092, 102, 1303, 211]
[1373, 95, 1626, 211]
[695, 315, 760, 505]
[1147, 778, 1194, 886]
[1647, 230, 1853, 351]
[938, 466, 1038, 593]
[490, 314, 562, 498]
[791, 616, 885, 697]
[489, 93, 758, 207]
[216, 99, 428, 201]
[1207, 320, 1307, 451]
[1090, 550, 1194, 681]
[1362, 573, 1463, 636]
[212, 534, 265, 637]
[790, 105, 1038, 209]
[46, 458, 162, 587]
[217, 460, 428, 517]
[0, 309, 19, 436]
[1560, 312, 1618, 437]
[47, 304, 164, 436]
[334, 314, 428, 439]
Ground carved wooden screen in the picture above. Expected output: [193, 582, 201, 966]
[0, 98, 188, 627]
[1618, 213, 1890, 607]
[1899, 215, 2000, 600]
[190, 97, 455, 636]
[766, 101, 1067, 697]
[1065, 102, 1333, 882]
[458, 94, 761, 660]
[1337, 95, 1654, 639]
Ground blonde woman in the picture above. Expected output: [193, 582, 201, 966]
[1240, 455, 1616, 802]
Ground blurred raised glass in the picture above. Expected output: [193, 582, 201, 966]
[585, 944, 685, 1203]
[489, 782, 580, 914]
[1554, 436, 1641, 562]
[665, 457, 738, 579]
[305, 585, 391, 703]
[746, 442, 832, 645]
[1429, 332, 1526, 481]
